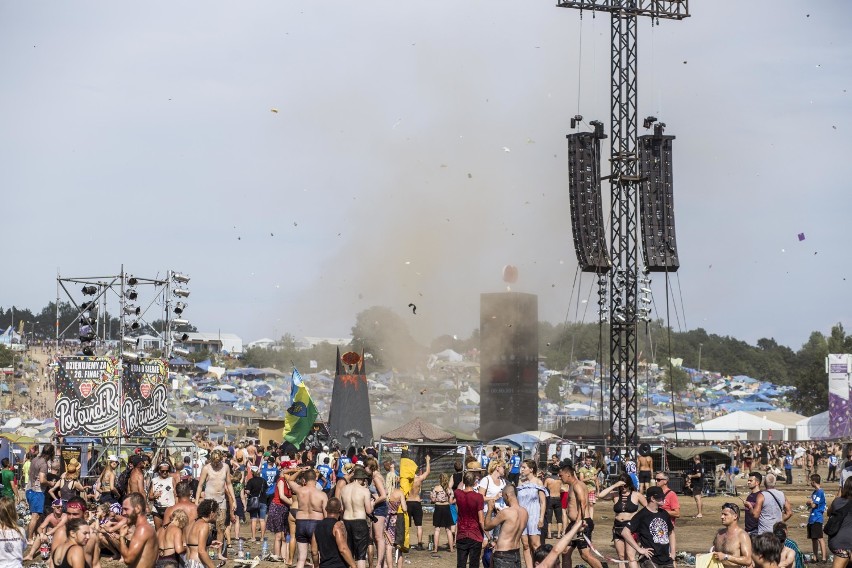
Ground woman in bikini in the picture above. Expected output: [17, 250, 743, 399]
[157, 508, 188, 568]
[596, 473, 647, 565]
[186, 499, 222, 568]
[50, 518, 91, 568]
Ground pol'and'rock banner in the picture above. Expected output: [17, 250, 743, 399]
[54, 356, 169, 438]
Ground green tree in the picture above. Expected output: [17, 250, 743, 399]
[661, 365, 690, 394]
[789, 331, 829, 415]
[545, 375, 563, 402]
[0, 345, 12, 368]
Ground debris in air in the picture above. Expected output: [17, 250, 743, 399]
[798, 233, 806, 241]
[271, 108, 279, 113]
[408, 303, 417, 314]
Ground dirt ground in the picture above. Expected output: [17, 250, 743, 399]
[91, 471, 834, 568]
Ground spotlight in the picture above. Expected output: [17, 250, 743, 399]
[82, 346, 95, 356]
[613, 314, 626, 323]
[173, 332, 189, 342]
[79, 324, 95, 341]
[123, 305, 141, 316]
[80, 301, 96, 311]
[640, 297, 652, 304]
[123, 352, 140, 361]
[172, 319, 190, 326]
[122, 337, 138, 347]
[172, 347, 189, 356]
[81, 285, 97, 295]
[129, 321, 141, 330]
[643, 116, 658, 129]
[173, 289, 190, 298]
[79, 313, 95, 326]
[127, 276, 138, 286]
[640, 287, 652, 294]
[125, 289, 138, 301]
[172, 272, 190, 284]
[173, 302, 187, 315]
[570, 114, 583, 129]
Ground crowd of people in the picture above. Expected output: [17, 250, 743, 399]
[1, 438, 852, 568]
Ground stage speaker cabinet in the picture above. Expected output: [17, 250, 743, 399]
[666, 473, 685, 494]
[480, 292, 539, 441]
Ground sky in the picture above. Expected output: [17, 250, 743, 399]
[1, 1, 850, 353]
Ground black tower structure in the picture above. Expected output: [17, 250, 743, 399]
[479, 292, 539, 441]
[557, 0, 688, 452]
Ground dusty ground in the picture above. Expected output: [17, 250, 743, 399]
[91, 472, 833, 568]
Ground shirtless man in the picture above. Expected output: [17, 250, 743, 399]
[483, 484, 528, 568]
[127, 456, 148, 507]
[340, 467, 374, 568]
[118, 492, 159, 568]
[23, 499, 65, 560]
[711, 502, 752, 568]
[247, 440, 259, 466]
[637, 452, 654, 493]
[559, 461, 603, 568]
[405, 454, 430, 550]
[163, 481, 199, 542]
[288, 467, 328, 568]
[544, 471, 564, 539]
[196, 449, 237, 557]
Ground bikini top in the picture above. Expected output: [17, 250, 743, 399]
[613, 491, 639, 514]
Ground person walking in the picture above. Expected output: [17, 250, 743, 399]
[807, 474, 828, 563]
[516, 460, 546, 568]
[483, 484, 527, 568]
[597, 473, 647, 566]
[687, 455, 705, 518]
[454, 471, 484, 568]
[655, 472, 681, 560]
[620, 486, 675, 568]
[430, 473, 456, 553]
[750, 473, 792, 536]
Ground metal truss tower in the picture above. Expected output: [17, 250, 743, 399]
[556, 0, 688, 451]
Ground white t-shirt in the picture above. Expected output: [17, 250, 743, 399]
[0, 527, 26, 567]
[476, 475, 506, 511]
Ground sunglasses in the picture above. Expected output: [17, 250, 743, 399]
[654, 478, 666, 482]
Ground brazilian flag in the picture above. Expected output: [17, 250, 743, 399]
[284, 368, 318, 445]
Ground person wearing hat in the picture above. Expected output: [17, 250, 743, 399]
[620, 486, 675, 568]
[22, 497, 66, 561]
[341, 467, 374, 568]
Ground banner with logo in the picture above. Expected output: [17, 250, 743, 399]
[55, 357, 120, 437]
[121, 358, 169, 437]
[828, 354, 852, 439]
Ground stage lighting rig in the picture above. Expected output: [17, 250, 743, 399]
[173, 288, 190, 298]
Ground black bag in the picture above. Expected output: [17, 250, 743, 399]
[247, 495, 261, 512]
[824, 500, 852, 538]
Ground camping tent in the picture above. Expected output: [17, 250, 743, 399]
[688, 410, 787, 441]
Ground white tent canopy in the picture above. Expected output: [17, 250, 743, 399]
[692, 410, 789, 441]
[796, 411, 830, 440]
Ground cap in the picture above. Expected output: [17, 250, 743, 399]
[250, 465, 259, 472]
[323, 445, 329, 451]
[52, 499, 62, 508]
[109, 502, 122, 515]
[645, 486, 665, 501]
[108, 455, 119, 463]
[466, 461, 483, 471]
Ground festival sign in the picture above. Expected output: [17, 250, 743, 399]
[55, 357, 120, 437]
[828, 353, 852, 439]
[122, 358, 169, 438]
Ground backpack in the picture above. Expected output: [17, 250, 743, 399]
[824, 500, 852, 538]
[114, 468, 131, 500]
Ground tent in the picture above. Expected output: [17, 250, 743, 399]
[796, 411, 830, 440]
[689, 410, 787, 441]
[169, 356, 192, 367]
[381, 417, 456, 443]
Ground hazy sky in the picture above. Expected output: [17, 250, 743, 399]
[2, 2, 850, 352]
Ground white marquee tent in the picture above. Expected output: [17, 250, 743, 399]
[685, 411, 788, 441]
[796, 411, 830, 440]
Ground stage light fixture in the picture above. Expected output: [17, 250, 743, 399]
[613, 314, 626, 323]
[173, 288, 190, 298]
[122, 336, 138, 347]
[81, 285, 97, 295]
[123, 352, 140, 361]
[125, 289, 138, 301]
[127, 276, 138, 286]
[173, 332, 189, 342]
[640, 297, 652, 304]
[123, 305, 141, 316]
[82, 346, 94, 356]
[643, 116, 658, 129]
[173, 302, 187, 315]
[129, 321, 141, 330]
[172, 272, 190, 284]
[640, 287, 652, 294]
[570, 114, 583, 129]
[172, 319, 190, 326]
[172, 347, 189, 356]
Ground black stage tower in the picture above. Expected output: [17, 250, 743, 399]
[557, 0, 688, 452]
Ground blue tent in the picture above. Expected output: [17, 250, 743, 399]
[169, 356, 192, 367]
[209, 390, 239, 403]
[196, 359, 212, 372]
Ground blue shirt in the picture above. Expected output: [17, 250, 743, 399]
[480, 455, 490, 470]
[509, 456, 521, 474]
[784, 455, 794, 470]
[809, 488, 826, 524]
[260, 464, 279, 496]
[336, 457, 351, 478]
[317, 464, 334, 490]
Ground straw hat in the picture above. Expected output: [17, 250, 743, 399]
[466, 461, 483, 471]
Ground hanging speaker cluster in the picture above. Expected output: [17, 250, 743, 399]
[638, 125, 680, 272]
[567, 128, 611, 273]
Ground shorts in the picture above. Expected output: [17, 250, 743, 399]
[234, 496, 245, 520]
[250, 500, 268, 520]
[569, 518, 594, 550]
[744, 459, 753, 468]
[344, 519, 370, 560]
[808, 523, 824, 539]
[296, 519, 319, 544]
[26, 490, 45, 515]
[638, 471, 652, 484]
[374, 501, 388, 518]
[587, 490, 597, 504]
[492, 548, 522, 568]
[406, 500, 423, 526]
[612, 519, 630, 541]
[831, 548, 851, 559]
[545, 497, 562, 524]
[153, 504, 168, 518]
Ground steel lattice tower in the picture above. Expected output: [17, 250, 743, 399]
[556, 0, 688, 451]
